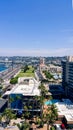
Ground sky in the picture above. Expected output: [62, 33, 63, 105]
[0, 0, 73, 56]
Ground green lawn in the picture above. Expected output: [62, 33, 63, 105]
[17, 66, 35, 77]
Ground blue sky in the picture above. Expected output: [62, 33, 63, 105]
[0, 0, 73, 56]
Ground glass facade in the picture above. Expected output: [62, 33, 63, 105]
[62, 61, 73, 101]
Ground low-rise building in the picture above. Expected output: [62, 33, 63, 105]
[48, 64, 62, 73]
[3, 77, 41, 115]
[55, 99, 73, 127]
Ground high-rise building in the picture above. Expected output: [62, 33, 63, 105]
[62, 56, 73, 100]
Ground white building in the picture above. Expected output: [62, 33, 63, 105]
[3, 77, 41, 115]
[55, 99, 73, 126]
[10, 77, 40, 96]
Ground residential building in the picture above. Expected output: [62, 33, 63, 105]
[48, 64, 62, 73]
[62, 56, 73, 100]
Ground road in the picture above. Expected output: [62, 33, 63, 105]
[2, 66, 21, 81]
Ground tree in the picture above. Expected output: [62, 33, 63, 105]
[39, 83, 48, 98]
[44, 104, 58, 130]
[48, 95, 53, 100]
[10, 77, 18, 84]
[0, 84, 2, 89]
[50, 104, 58, 123]
[38, 83, 48, 120]
[0, 115, 2, 124]
[8, 96, 15, 108]
[24, 106, 30, 120]
[2, 108, 16, 124]
[23, 65, 29, 73]
[0, 78, 3, 83]
[17, 121, 30, 130]
[43, 71, 53, 79]
[36, 117, 44, 128]
[50, 126, 55, 130]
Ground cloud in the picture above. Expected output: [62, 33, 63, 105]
[0, 48, 73, 56]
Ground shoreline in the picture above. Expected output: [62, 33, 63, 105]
[0, 63, 9, 74]
[0, 66, 14, 77]
[0, 68, 8, 74]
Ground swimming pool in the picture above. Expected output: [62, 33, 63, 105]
[45, 99, 60, 105]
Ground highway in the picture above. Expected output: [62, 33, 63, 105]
[0, 66, 21, 81]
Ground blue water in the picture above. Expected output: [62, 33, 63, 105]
[0, 64, 7, 72]
[45, 99, 60, 105]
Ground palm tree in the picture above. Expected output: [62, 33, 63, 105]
[37, 84, 47, 119]
[50, 104, 58, 120]
[24, 106, 30, 120]
[8, 96, 15, 108]
[48, 95, 53, 100]
[2, 108, 16, 124]
[9, 96, 14, 103]
[36, 117, 44, 128]
[39, 83, 48, 98]
[0, 115, 2, 124]
[34, 95, 42, 110]
[17, 121, 30, 130]
[0, 78, 3, 83]
[44, 104, 58, 130]
[45, 113, 50, 130]
[0, 84, 2, 89]
[37, 84, 54, 129]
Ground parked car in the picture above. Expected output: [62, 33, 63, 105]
[54, 124, 62, 130]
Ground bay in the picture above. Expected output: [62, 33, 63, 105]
[0, 64, 7, 72]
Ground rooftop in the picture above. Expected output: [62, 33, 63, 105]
[55, 99, 73, 123]
[9, 77, 40, 96]
[65, 114, 73, 123]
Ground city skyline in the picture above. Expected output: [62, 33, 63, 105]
[0, 0, 73, 56]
